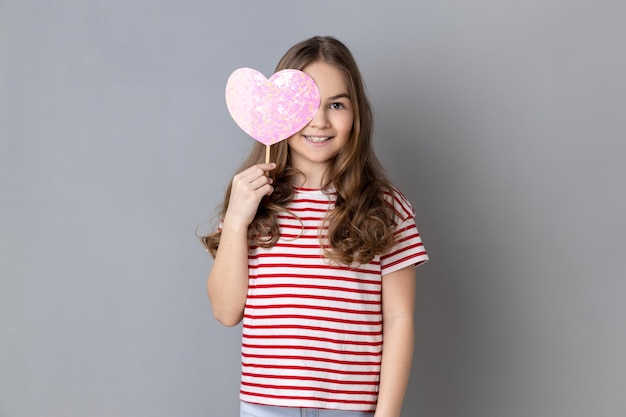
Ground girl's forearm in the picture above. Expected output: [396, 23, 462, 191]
[207, 163, 275, 326]
[374, 316, 415, 417]
[206, 221, 250, 326]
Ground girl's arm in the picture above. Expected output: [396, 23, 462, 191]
[207, 163, 275, 327]
[375, 265, 417, 417]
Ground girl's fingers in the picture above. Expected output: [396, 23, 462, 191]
[248, 174, 272, 191]
[239, 163, 276, 179]
[256, 162, 276, 172]
[235, 163, 273, 180]
[233, 163, 276, 192]
[226, 162, 277, 226]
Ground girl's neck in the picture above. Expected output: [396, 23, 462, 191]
[291, 170, 330, 190]
[289, 160, 332, 189]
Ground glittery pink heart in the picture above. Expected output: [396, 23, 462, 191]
[225, 68, 320, 145]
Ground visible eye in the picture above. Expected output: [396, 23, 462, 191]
[329, 102, 345, 110]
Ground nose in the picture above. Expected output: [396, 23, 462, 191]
[308, 106, 329, 128]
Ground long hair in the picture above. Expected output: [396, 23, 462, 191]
[201, 36, 396, 264]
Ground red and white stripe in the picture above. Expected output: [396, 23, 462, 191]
[240, 187, 428, 411]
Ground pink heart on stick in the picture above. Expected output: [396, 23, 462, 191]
[225, 68, 320, 146]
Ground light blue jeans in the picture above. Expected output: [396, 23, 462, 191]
[240, 401, 375, 417]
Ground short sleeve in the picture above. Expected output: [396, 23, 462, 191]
[380, 189, 429, 276]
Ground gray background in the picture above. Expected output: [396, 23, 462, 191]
[1, 1, 625, 416]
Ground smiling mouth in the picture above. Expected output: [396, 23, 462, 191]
[304, 135, 332, 143]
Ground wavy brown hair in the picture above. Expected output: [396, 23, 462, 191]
[201, 36, 397, 264]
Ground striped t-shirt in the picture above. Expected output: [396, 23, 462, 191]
[240, 186, 429, 411]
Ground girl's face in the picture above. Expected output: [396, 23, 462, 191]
[287, 60, 354, 184]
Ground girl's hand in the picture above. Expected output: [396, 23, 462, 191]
[223, 163, 275, 230]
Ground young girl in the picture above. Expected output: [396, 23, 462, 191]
[202, 36, 428, 417]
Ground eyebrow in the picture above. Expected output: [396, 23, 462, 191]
[327, 93, 351, 100]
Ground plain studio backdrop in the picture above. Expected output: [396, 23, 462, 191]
[1, 1, 625, 416]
